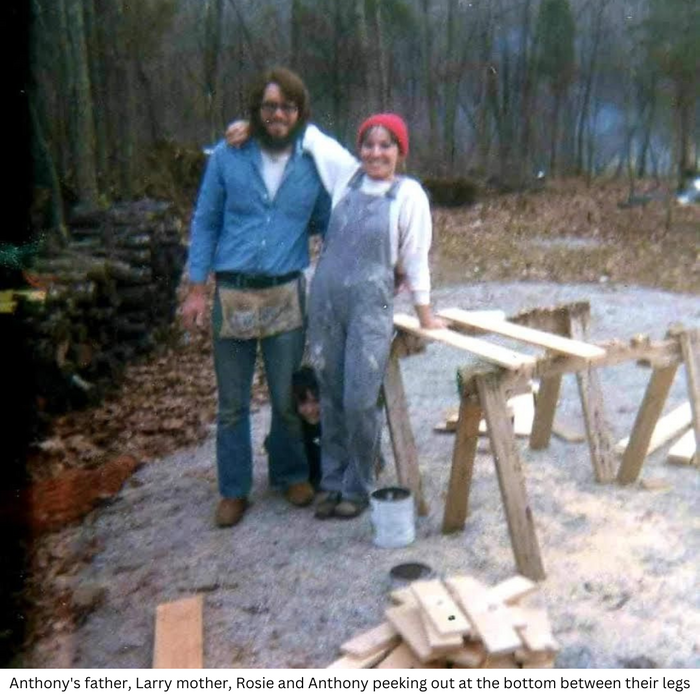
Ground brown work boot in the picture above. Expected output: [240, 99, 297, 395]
[284, 481, 315, 507]
[215, 497, 248, 528]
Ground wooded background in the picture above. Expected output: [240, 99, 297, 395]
[27, 0, 700, 220]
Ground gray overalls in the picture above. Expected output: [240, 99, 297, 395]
[308, 169, 401, 501]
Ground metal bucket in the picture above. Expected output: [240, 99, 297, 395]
[370, 486, 415, 548]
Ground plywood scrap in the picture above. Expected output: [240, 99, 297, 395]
[668, 430, 696, 465]
[153, 595, 203, 669]
[615, 402, 691, 456]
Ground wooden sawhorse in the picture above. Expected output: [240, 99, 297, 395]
[384, 301, 699, 582]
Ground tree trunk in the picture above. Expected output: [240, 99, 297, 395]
[82, 0, 107, 189]
[421, 0, 437, 154]
[65, 0, 98, 207]
[203, 0, 225, 143]
[443, 0, 459, 173]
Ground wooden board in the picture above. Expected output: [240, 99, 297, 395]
[419, 608, 466, 653]
[438, 394, 531, 436]
[442, 399, 481, 533]
[340, 621, 400, 657]
[489, 575, 538, 605]
[327, 645, 396, 669]
[393, 313, 537, 370]
[678, 329, 700, 467]
[516, 608, 559, 653]
[410, 579, 472, 636]
[439, 308, 606, 359]
[153, 595, 203, 669]
[445, 642, 487, 668]
[477, 374, 545, 581]
[375, 642, 442, 669]
[668, 429, 696, 465]
[389, 587, 415, 606]
[445, 576, 523, 655]
[615, 402, 691, 456]
[384, 605, 434, 662]
[383, 345, 428, 515]
[567, 309, 616, 484]
[617, 364, 679, 484]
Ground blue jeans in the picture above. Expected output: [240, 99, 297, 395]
[212, 298, 308, 499]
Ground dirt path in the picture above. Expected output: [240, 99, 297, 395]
[23, 282, 700, 669]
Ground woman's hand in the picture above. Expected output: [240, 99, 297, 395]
[415, 305, 447, 330]
[225, 120, 250, 148]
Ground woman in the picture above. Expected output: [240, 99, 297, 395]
[227, 113, 444, 519]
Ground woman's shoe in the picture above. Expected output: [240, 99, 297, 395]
[334, 499, 368, 519]
[314, 491, 341, 519]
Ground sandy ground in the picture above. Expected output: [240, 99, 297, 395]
[24, 281, 700, 669]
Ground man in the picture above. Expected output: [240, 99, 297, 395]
[181, 67, 331, 528]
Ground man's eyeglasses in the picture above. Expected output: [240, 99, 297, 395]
[260, 101, 299, 116]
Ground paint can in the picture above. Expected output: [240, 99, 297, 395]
[370, 486, 415, 548]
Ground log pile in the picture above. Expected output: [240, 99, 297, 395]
[23, 200, 187, 414]
[328, 575, 558, 669]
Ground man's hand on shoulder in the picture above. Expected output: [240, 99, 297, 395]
[225, 120, 250, 148]
[180, 285, 208, 330]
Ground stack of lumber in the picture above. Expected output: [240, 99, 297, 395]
[328, 575, 558, 669]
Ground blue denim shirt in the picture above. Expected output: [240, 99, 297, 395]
[188, 135, 330, 284]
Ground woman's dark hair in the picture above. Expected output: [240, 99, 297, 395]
[248, 67, 311, 138]
[292, 365, 319, 405]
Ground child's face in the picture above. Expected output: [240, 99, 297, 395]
[297, 391, 320, 425]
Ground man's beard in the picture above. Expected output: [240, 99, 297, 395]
[257, 119, 304, 152]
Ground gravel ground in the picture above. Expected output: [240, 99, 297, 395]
[27, 282, 700, 669]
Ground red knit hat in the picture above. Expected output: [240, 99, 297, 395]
[357, 113, 409, 157]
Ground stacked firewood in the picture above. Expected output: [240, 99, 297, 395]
[23, 200, 187, 413]
[328, 575, 558, 669]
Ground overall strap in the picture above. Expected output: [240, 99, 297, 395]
[348, 167, 365, 190]
[386, 176, 403, 199]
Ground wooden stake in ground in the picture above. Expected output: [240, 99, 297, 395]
[153, 595, 203, 669]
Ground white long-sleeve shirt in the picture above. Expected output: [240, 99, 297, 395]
[303, 124, 432, 306]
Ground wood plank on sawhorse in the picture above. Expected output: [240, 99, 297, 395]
[438, 308, 606, 360]
[383, 339, 428, 515]
[393, 313, 537, 371]
[153, 595, 203, 669]
[566, 306, 616, 483]
[476, 372, 545, 581]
